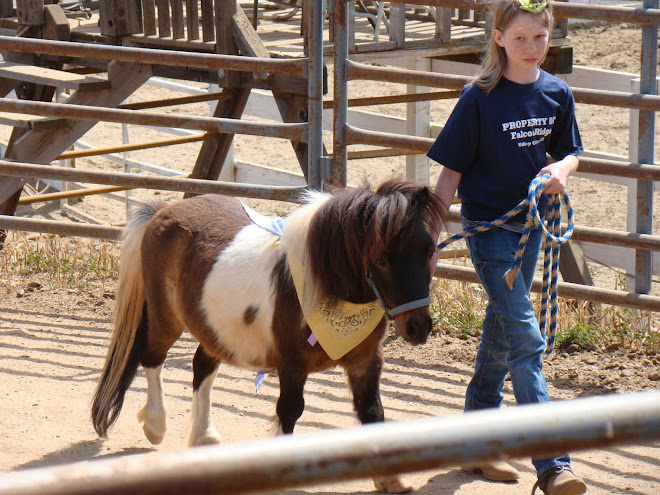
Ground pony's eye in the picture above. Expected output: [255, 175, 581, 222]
[375, 258, 388, 269]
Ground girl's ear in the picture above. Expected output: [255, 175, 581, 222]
[493, 28, 505, 48]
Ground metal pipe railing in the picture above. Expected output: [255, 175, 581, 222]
[0, 215, 122, 240]
[0, 391, 658, 495]
[0, 161, 307, 203]
[388, 0, 660, 25]
[346, 61, 660, 112]
[345, 126, 660, 181]
[436, 263, 660, 311]
[0, 99, 307, 142]
[0, 36, 307, 77]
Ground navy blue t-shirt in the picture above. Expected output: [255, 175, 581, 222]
[427, 70, 583, 221]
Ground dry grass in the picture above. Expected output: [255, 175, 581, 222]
[430, 272, 660, 353]
[1, 233, 657, 352]
[0, 232, 119, 290]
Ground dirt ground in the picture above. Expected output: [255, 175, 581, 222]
[0, 19, 659, 495]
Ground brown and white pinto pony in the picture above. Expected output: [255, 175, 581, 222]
[91, 179, 446, 493]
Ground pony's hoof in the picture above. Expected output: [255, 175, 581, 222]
[190, 429, 222, 447]
[137, 406, 166, 445]
[373, 475, 413, 494]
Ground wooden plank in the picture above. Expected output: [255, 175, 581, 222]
[185, 0, 199, 40]
[143, 0, 157, 35]
[0, 111, 63, 128]
[232, 4, 269, 79]
[0, 61, 109, 90]
[171, 0, 184, 39]
[200, 0, 214, 42]
[129, 34, 215, 52]
[233, 4, 269, 58]
[156, 0, 171, 37]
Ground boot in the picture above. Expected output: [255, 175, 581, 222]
[533, 467, 587, 495]
[461, 460, 520, 481]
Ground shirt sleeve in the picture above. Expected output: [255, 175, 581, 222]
[547, 89, 583, 160]
[426, 87, 479, 174]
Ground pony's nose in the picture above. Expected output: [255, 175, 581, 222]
[405, 313, 433, 345]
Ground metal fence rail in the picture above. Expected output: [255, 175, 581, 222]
[0, 391, 658, 495]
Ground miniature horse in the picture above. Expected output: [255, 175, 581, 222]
[92, 179, 446, 493]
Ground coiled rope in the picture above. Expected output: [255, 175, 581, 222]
[436, 174, 574, 353]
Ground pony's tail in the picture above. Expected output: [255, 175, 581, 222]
[92, 203, 163, 437]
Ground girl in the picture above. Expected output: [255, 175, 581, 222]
[427, 1, 587, 494]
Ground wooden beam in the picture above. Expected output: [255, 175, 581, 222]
[216, 0, 240, 87]
[42, 4, 70, 42]
[0, 61, 109, 90]
[187, 86, 252, 187]
[0, 62, 152, 212]
[560, 241, 595, 287]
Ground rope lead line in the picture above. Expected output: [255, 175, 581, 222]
[436, 174, 575, 354]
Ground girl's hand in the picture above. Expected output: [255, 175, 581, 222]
[538, 155, 579, 194]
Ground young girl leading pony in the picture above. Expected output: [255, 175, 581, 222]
[427, 1, 587, 494]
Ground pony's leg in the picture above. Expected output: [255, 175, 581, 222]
[276, 363, 308, 435]
[346, 356, 413, 495]
[136, 365, 167, 444]
[189, 345, 223, 446]
[136, 299, 184, 445]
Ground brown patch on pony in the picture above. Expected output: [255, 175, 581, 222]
[243, 305, 259, 326]
[306, 179, 447, 305]
[145, 195, 253, 365]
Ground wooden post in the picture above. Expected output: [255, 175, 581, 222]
[216, 0, 240, 88]
[435, 8, 452, 43]
[406, 57, 430, 185]
[16, 0, 44, 26]
[0, 0, 13, 18]
[43, 5, 71, 42]
[99, 0, 142, 37]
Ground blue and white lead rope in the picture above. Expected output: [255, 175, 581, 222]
[436, 174, 574, 354]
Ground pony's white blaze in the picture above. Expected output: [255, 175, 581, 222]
[201, 225, 279, 368]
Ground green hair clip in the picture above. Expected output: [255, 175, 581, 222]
[518, 0, 548, 13]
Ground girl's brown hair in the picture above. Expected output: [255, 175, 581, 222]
[473, 0, 554, 93]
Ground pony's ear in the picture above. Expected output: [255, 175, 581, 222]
[411, 184, 431, 211]
[416, 184, 448, 226]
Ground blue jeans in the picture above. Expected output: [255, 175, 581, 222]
[463, 223, 571, 478]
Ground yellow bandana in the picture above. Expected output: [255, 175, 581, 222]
[282, 198, 385, 360]
[287, 251, 384, 360]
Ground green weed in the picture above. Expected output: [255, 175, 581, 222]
[431, 277, 660, 354]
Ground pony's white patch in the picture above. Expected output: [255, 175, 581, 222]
[202, 225, 281, 369]
[280, 191, 330, 311]
[189, 366, 222, 446]
[137, 365, 167, 445]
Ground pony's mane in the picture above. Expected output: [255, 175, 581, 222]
[300, 179, 446, 304]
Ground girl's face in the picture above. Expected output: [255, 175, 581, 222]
[493, 13, 550, 83]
